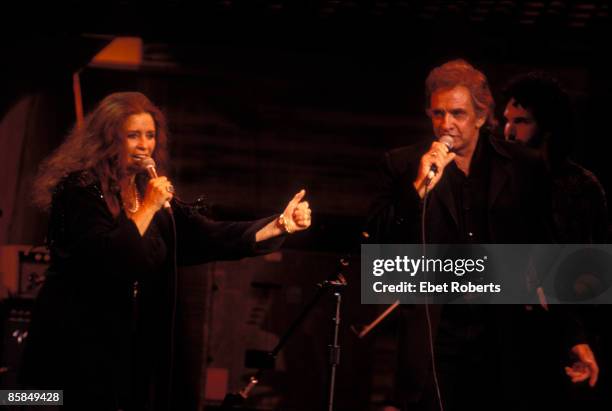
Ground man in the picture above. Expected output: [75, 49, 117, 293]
[503, 72, 607, 243]
[502, 72, 606, 409]
[367, 60, 595, 411]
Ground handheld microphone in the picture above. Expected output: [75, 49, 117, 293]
[140, 157, 172, 210]
[425, 135, 454, 184]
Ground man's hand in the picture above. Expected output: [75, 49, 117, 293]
[413, 141, 456, 199]
[565, 343, 599, 387]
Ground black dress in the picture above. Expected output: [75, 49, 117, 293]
[20, 172, 283, 411]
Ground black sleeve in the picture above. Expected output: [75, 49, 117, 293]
[530, 156, 557, 243]
[588, 178, 608, 243]
[554, 175, 607, 350]
[173, 208, 285, 266]
[365, 151, 422, 243]
[551, 305, 588, 351]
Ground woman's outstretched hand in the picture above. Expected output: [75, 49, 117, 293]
[279, 189, 311, 233]
[255, 189, 312, 242]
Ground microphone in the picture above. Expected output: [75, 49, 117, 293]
[425, 135, 454, 184]
[140, 157, 172, 210]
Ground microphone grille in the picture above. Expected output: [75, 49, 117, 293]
[439, 135, 454, 150]
[139, 157, 156, 169]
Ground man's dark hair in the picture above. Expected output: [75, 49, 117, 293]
[503, 72, 574, 160]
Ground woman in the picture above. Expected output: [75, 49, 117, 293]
[22, 92, 311, 410]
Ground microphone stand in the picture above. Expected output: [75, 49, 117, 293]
[326, 277, 344, 411]
[220, 258, 349, 410]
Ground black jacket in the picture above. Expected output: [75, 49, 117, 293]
[366, 134, 552, 244]
[365, 134, 575, 407]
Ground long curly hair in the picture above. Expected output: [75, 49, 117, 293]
[32, 92, 169, 216]
[425, 59, 498, 132]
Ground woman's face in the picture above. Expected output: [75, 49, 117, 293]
[122, 112, 156, 173]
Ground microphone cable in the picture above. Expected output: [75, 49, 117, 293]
[421, 180, 445, 411]
[167, 206, 178, 411]
[165, 192, 210, 410]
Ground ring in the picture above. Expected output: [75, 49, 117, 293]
[166, 185, 175, 194]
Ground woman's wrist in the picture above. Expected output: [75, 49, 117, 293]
[277, 213, 294, 234]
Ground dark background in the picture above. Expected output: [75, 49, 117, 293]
[0, 1, 610, 410]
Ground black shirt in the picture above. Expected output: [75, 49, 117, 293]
[446, 135, 491, 243]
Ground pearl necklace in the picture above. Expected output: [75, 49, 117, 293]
[125, 184, 140, 214]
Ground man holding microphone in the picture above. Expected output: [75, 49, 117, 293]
[367, 59, 593, 411]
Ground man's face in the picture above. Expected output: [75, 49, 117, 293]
[429, 86, 485, 155]
[503, 98, 539, 145]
